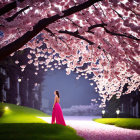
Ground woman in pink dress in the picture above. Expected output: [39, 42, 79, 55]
[51, 90, 66, 126]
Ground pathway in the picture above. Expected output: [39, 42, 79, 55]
[38, 116, 140, 140]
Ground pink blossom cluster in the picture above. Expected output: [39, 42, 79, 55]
[0, 0, 140, 107]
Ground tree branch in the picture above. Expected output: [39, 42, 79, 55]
[66, 17, 107, 34]
[0, 0, 102, 61]
[57, 28, 110, 61]
[59, 30, 94, 45]
[44, 28, 71, 49]
[111, 8, 124, 20]
[99, 4, 107, 18]
[44, 28, 55, 37]
[6, 6, 30, 22]
[88, 23, 107, 31]
[104, 27, 140, 41]
[0, 0, 25, 16]
[120, 3, 140, 17]
[66, 17, 81, 28]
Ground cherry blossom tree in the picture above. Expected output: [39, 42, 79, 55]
[0, 0, 139, 107]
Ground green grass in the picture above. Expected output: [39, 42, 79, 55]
[0, 102, 50, 123]
[93, 118, 140, 130]
[0, 123, 83, 140]
[0, 103, 84, 140]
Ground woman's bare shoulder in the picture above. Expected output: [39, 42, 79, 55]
[55, 95, 58, 98]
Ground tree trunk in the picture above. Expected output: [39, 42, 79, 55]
[34, 83, 42, 110]
[0, 85, 3, 102]
[27, 79, 34, 108]
[38, 83, 42, 109]
[6, 74, 18, 104]
[0, 72, 6, 102]
[19, 77, 28, 106]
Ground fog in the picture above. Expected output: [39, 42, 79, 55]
[41, 69, 100, 111]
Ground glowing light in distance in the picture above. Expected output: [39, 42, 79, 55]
[5, 106, 9, 110]
[102, 110, 105, 115]
[18, 78, 21, 82]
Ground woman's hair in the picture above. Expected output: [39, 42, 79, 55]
[55, 90, 60, 98]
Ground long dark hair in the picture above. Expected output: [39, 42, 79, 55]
[55, 90, 60, 98]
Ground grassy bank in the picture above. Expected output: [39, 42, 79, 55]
[94, 118, 140, 130]
[0, 102, 50, 123]
[0, 123, 83, 140]
[0, 103, 83, 140]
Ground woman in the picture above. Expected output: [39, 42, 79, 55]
[51, 90, 66, 126]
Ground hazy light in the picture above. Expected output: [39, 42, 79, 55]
[35, 83, 38, 86]
[102, 110, 105, 115]
[116, 109, 120, 115]
[15, 60, 19, 64]
[18, 78, 21, 82]
[90, 83, 93, 86]
[76, 77, 79, 80]
[35, 72, 38, 75]
[5, 106, 9, 110]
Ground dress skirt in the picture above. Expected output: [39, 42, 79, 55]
[51, 103, 66, 126]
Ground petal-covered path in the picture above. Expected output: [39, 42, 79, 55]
[38, 116, 140, 140]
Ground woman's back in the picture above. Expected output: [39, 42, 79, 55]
[55, 95, 60, 103]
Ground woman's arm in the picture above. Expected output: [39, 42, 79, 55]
[53, 95, 57, 109]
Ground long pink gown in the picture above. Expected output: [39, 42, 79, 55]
[51, 102, 66, 126]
